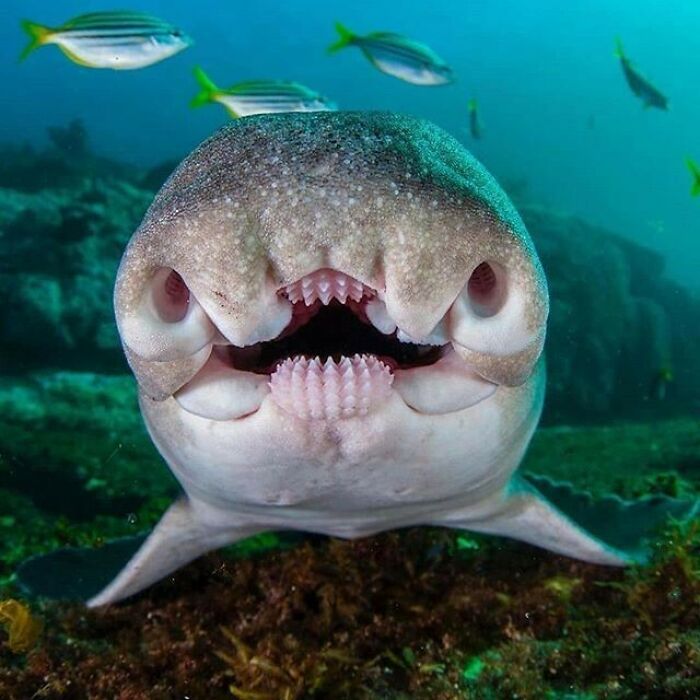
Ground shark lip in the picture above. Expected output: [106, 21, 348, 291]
[174, 269, 496, 421]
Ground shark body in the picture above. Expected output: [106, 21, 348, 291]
[88, 112, 641, 606]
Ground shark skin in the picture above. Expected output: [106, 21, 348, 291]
[88, 112, 631, 607]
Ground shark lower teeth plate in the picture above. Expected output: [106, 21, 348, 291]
[269, 354, 393, 420]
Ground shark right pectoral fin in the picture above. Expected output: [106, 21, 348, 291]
[86, 496, 263, 607]
[524, 473, 699, 558]
[440, 477, 636, 566]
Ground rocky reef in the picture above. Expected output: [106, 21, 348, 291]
[0, 124, 152, 375]
[1, 125, 698, 422]
[518, 201, 700, 424]
[1, 512, 698, 698]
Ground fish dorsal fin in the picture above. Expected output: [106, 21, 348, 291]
[224, 81, 314, 97]
[61, 11, 167, 30]
[369, 31, 409, 40]
[366, 31, 440, 60]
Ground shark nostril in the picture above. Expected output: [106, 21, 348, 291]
[152, 268, 190, 323]
[119, 267, 215, 361]
[467, 261, 507, 318]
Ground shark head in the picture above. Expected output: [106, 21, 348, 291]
[114, 112, 548, 511]
[116, 112, 547, 410]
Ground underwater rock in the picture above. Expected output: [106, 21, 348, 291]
[47, 118, 89, 157]
[0, 128, 698, 421]
[520, 204, 700, 422]
[0, 178, 151, 372]
[1, 523, 698, 699]
[0, 371, 176, 582]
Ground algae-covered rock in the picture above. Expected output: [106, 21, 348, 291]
[1, 124, 699, 424]
[0, 372, 176, 582]
[0, 177, 152, 372]
[1, 520, 698, 699]
[521, 203, 700, 423]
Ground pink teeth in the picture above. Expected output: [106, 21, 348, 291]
[269, 354, 393, 420]
[282, 269, 373, 306]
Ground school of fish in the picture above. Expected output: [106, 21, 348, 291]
[18, 9, 698, 190]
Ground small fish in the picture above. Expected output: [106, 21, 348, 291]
[649, 366, 673, 401]
[20, 11, 191, 69]
[686, 158, 700, 197]
[328, 22, 454, 86]
[191, 66, 336, 119]
[614, 38, 668, 110]
[468, 98, 482, 139]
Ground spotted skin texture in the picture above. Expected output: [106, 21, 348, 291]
[90, 113, 630, 607]
[116, 112, 547, 391]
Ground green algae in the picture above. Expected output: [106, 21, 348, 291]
[523, 418, 700, 499]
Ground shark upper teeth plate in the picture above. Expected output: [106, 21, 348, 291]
[282, 269, 373, 306]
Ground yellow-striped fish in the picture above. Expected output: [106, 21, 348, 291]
[328, 22, 454, 86]
[468, 98, 483, 139]
[686, 157, 700, 197]
[20, 11, 191, 70]
[191, 67, 336, 119]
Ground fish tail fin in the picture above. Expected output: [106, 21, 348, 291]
[614, 36, 625, 59]
[19, 19, 52, 61]
[327, 22, 355, 54]
[468, 98, 478, 112]
[190, 66, 219, 108]
[687, 158, 700, 197]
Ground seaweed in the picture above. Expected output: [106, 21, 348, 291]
[0, 599, 42, 654]
[0, 521, 697, 698]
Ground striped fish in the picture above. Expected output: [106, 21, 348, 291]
[328, 22, 454, 86]
[191, 66, 337, 118]
[20, 11, 191, 70]
[468, 98, 483, 140]
[687, 158, 700, 198]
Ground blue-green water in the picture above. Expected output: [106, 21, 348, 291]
[2, 0, 699, 289]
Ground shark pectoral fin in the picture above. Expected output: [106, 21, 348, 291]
[87, 497, 262, 608]
[441, 477, 632, 566]
[17, 534, 148, 603]
[524, 473, 699, 559]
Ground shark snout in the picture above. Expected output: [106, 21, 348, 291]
[114, 112, 548, 411]
[117, 258, 546, 421]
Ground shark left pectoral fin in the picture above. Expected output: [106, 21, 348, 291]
[86, 496, 263, 607]
[440, 478, 634, 566]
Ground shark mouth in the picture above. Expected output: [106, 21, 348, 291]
[174, 269, 496, 421]
[231, 269, 444, 420]
[244, 270, 443, 370]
